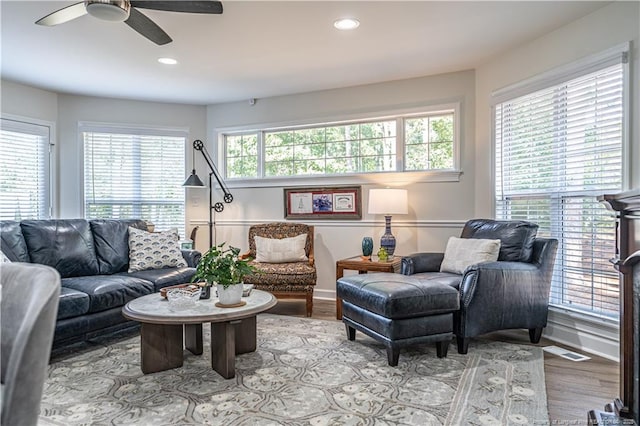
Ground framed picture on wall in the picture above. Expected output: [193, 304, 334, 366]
[284, 186, 362, 220]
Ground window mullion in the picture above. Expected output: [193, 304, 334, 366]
[396, 118, 404, 171]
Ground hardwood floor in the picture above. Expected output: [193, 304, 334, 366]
[268, 298, 619, 422]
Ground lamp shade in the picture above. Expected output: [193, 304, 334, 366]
[368, 188, 408, 215]
[183, 170, 205, 188]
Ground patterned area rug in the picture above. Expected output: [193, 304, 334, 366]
[41, 315, 548, 425]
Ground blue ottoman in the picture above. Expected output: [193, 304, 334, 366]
[336, 272, 459, 366]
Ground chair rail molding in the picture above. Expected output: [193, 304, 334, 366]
[191, 218, 468, 229]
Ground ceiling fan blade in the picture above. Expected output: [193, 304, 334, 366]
[130, 1, 223, 14]
[35, 2, 88, 26]
[125, 7, 172, 45]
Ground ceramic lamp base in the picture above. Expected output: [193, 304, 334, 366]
[380, 215, 397, 257]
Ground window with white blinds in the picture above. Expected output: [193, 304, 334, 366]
[494, 49, 627, 319]
[0, 118, 52, 220]
[82, 126, 187, 237]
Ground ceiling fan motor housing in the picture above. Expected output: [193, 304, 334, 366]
[85, 0, 130, 22]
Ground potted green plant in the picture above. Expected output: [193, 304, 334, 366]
[192, 242, 256, 305]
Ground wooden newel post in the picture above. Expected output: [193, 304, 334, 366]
[591, 190, 640, 425]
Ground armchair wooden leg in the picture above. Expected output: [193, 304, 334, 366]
[529, 327, 543, 343]
[456, 336, 469, 354]
[386, 344, 400, 366]
[345, 324, 356, 341]
[436, 340, 449, 358]
[305, 293, 313, 317]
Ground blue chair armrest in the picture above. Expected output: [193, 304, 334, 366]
[181, 249, 201, 267]
[401, 252, 445, 275]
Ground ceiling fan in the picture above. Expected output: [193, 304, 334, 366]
[35, 0, 223, 45]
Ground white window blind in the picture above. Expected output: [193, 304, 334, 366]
[495, 56, 626, 319]
[0, 118, 52, 220]
[83, 127, 187, 237]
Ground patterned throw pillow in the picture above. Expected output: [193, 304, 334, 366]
[128, 227, 187, 272]
[440, 237, 501, 274]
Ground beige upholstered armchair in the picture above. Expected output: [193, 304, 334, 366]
[240, 223, 316, 317]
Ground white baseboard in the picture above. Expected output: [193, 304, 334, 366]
[544, 309, 619, 362]
[313, 289, 337, 301]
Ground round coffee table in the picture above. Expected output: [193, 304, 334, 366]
[122, 289, 276, 379]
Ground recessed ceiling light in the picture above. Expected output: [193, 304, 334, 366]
[158, 57, 178, 65]
[334, 18, 360, 31]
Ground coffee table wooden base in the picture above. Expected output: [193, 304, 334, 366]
[140, 323, 184, 374]
[123, 289, 276, 379]
[139, 317, 257, 378]
[211, 316, 257, 379]
[185, 323, 203, 355]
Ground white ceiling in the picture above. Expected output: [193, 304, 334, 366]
[1, 1, 608, 105]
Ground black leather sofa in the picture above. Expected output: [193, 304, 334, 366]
[401, 219, 558, 353]
[0, 219, 201, 348]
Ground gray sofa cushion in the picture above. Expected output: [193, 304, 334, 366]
[57, 287, 90, 320]
[21, 220, 99, 278]
[121, 267, 197, 292]
[0, 221, 30, 262]
[461, 219, 538, 262]
[61, 275, 154, 313]
[412, 272, 463, 290]
[90, 219, 147, 275]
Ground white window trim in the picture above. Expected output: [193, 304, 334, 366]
[78, 121, 189, 138]
[214, 102, 463, 188]
[1, 113, 56, 218]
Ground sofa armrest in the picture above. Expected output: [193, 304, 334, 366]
[401, 252, 445, 275]
[181, 249, 201, 267]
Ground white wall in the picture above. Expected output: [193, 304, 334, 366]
[474, 1, 640, 360]
[205, 70, 476, 300]
[1, 80, 58, 123]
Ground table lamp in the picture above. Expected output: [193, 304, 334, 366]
[368, 188, 408, 258]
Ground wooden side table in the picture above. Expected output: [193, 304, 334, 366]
[335, 255, 402, 320]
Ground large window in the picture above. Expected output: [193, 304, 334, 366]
[82, 125, 187, 236]
[494, 46, 627, 319]
[0, 117, 52, 220]
[223, 107, 457, 180]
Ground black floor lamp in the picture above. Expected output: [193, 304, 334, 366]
[183, 139, 233, 248]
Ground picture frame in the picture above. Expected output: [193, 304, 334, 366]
[284, 186, 362, 220]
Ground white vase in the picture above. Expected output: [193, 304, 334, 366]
[217, 283, 243, 305]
